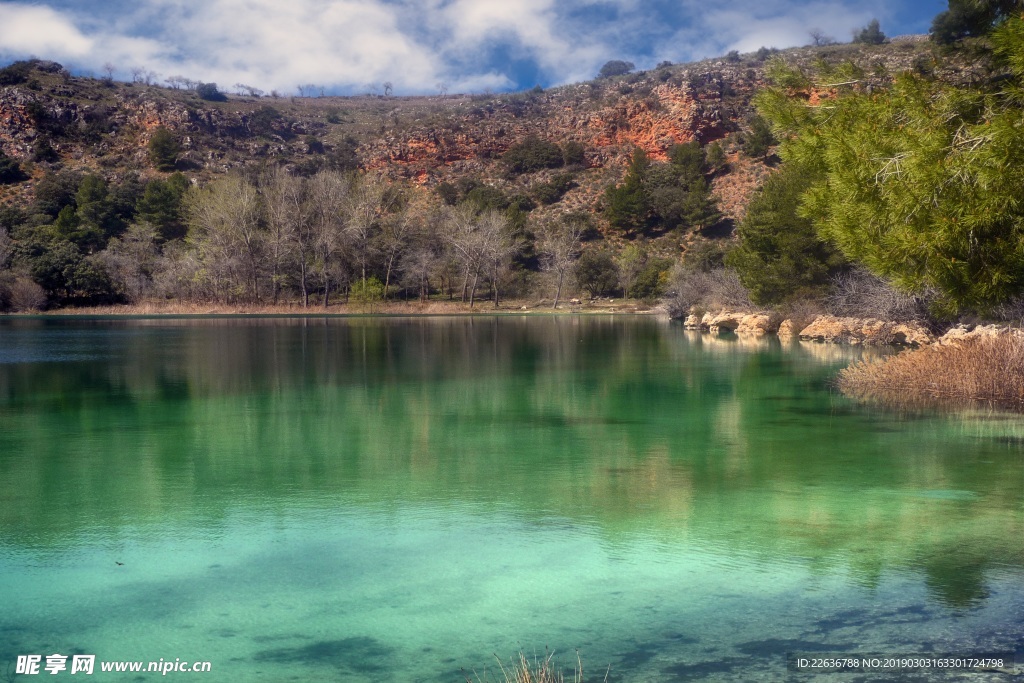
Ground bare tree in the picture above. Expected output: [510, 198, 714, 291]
[477, 210, 521, 308]
[538, 215, 585, 309]
[307, 170, 349, 307]
[102, 62, 116, 81]
[443, 206, 519, 308]
[382, 81, 393, 97]
[443, 204, 484, 305]
[376, 203, 415, 300]
[99, 223, 158, 302]
[344, 174, 395, 288]
[809, 29, 836, 46]
[262, 168, 306, 304]
[184, 175, 265, 302]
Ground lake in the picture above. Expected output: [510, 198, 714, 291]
[0, 316, 1021, 681]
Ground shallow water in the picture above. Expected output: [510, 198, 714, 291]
[0, 316, 1022, 681]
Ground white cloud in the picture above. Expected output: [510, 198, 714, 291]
[0, 4, 93, 58]
[0, 0, 917, 94]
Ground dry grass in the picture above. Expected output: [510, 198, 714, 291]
[465, 651, 607, 683]
[838, 335, 1024, 410]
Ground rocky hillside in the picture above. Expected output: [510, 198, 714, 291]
[0, 36, 944, 244]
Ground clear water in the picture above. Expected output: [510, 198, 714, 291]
[0, 316, 1022, 682]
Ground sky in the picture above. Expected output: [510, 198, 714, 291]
[0, 0, 948, 96]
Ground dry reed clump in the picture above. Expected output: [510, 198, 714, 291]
[465, 651, 606, 683]
[838, 335, 1024, 410]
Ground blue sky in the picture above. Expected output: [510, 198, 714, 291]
[0, 0, 947, 95]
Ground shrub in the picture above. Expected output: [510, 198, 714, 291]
[196, 83, 227, 102]
[9, 275, 48, 311]
[741, 114, 775, 159]
[574, 250, 619, 298]
[465, 651, 585, 683]
[0, 60, 33, 86]
[533, 173, 575, 205]
[598, 60, 634, 78]
[503, 136, 563, 174]
[561, 141, 586, 167]
[247, 106, 281, 137]
[349, 276, 385, 309]
[824, 269, 931, 322]
[0, 150, 28, 184]
[663, 267, 752, 319]
[631, 258, 672, 301]
[436, 182, 459, 206]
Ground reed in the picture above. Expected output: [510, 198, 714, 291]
[465, 650, 606, 683]
[838, 334, 1024, 410]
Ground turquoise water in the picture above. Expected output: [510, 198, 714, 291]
[0, 316, 1022, 681]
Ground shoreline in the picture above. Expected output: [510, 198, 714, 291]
[3, 299, 660, 317]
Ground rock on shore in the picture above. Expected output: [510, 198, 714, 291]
[797, 316, 933, 346]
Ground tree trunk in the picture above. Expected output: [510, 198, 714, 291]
[553, 270, 564, 310]
[300, 262, 308, 308]
[492, 261, 499, 309]
[469, 271, 479, 309]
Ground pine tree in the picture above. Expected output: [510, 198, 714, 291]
[754, 16, 1024, 314]
[604, 148, 651, 235]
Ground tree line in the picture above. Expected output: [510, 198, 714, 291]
[1, 162, 683, 311]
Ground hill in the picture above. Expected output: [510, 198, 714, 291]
[0, 36, 959, 311]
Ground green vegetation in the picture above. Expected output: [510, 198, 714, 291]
[196, 82, 227, 102]
[740, 114, 775, 159]
[853, 19, 887, 45]
[604, 142, 720, 236]
[753, 15, 1024, 316]
[502, 136, 564, 175]
[148, 127, 180, 171]
[727, 163, 846, 304]
[930, 0, 1019, 44]
[574, 249, 619, 298]
[0, 150, 28, 184]
[532, 173, 576, 205]
[598, 60, 634, 78]
[0, 60, 33, 86]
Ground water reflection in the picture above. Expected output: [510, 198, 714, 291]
[1, 316, 1022, 615]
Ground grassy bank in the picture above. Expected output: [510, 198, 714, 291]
[838, 335, 1024, 410]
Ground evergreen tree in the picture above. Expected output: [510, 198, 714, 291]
[727, 163, 847, 304]
[853, 19, 887, 44]
[930, 0, 1020, 44]
[0, 150, 27, 184]
[148, 127, 180, 171]
[755, 16, 1024, 314]
[742, 114, 776, 159]
[604, 148, 651, 235]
